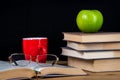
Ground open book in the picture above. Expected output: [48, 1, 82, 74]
[0, 60, 87, 80]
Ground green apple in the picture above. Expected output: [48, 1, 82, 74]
[76, 10, 103, 33]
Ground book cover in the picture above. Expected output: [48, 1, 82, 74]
[63, 32, 120, 43]
[0, 60, 87, 80]
[68, 57, 120, 72]
[61, 47, 120, 59]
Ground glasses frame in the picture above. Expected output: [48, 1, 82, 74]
[8, 53, 59, 66]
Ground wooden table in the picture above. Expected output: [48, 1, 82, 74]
[33, 71, 120, 80]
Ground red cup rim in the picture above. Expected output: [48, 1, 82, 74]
[23, 37, 47, 40]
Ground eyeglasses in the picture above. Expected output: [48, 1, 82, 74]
[8, 53, 59, 67]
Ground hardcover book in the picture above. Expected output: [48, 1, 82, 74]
[63, 32, 120, 43]
[68, 57, 120, 72]
[67, 41, 120, 51]
[61, 47, 120, 59]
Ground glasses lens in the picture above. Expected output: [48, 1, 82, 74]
[11, 53, 25, 60]
[36, 54, 59, 66]
[14, 60, 30, 66]
[10, 53, 30, 66]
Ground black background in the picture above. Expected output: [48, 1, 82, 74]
[0, 0, 120, 60]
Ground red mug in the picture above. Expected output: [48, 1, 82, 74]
[22, 37, 48, 63]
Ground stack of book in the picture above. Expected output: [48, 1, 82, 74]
[62, 32, 120, 72]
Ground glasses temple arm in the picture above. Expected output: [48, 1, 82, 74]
[8, 54, 18, 66]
